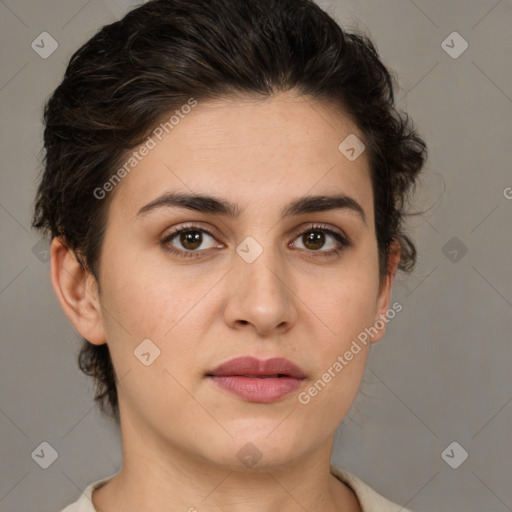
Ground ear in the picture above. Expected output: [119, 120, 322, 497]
[50, 237, 106, 345]
[369, 239, 401, 344]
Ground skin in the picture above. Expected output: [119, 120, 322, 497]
[51, 91, 400, 512]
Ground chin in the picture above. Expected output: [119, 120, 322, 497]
[191, 422, 313, 471]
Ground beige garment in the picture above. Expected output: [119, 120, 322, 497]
[60, 465, 412, 512]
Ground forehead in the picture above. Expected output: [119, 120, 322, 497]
[111, 92, 373, 220]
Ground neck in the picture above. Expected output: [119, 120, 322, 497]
[92, 406, 361, 512]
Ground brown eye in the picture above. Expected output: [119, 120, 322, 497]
[179, 230, 203, 250]
[291, 224, 351, 257]
[302, 231, 326, 250]
[162, 227, 220, 255]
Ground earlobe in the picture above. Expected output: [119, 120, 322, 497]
[50, 237, 106, 345]
[370, 240, 401, 344]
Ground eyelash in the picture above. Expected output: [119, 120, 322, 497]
[160, 223, 351, 259]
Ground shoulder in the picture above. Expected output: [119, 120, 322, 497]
[59, 473, 117, 512]
[330, 465, 413, 512]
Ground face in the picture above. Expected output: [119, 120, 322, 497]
[82, 92, 395, 469]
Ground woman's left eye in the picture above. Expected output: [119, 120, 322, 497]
[291, 225, 350, 256]
[161, 224, 350, 259]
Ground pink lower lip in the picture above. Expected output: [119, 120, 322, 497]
[208, 376, 304, 403]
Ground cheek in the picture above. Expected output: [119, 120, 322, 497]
[304, 277, 376, 379]
[293, 277, 377, 424]
[297, 245, 380, 386]
[306, 248, 380, 341]
[97, 250, 228, 394]
[97, 267, 210, 415]
[99, 232, 205, 332]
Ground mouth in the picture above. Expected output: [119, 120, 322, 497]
[206, 356, 306, 403]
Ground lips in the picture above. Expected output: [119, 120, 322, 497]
[207, 356, 306, 379]
[206, 356, 306, 403]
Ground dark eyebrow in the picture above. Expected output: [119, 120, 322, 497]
[282, 194, 366, 224]
[136, 192, 366, 224]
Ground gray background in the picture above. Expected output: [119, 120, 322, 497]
[1, 0, 511, 511]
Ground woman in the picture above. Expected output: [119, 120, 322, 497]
[33, 0, 427, 510]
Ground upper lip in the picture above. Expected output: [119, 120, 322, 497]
[207, 356, 306, 379]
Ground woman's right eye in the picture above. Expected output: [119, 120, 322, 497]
[161, 226, 222, 258]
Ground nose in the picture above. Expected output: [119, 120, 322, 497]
[223, 244, 297, 336]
